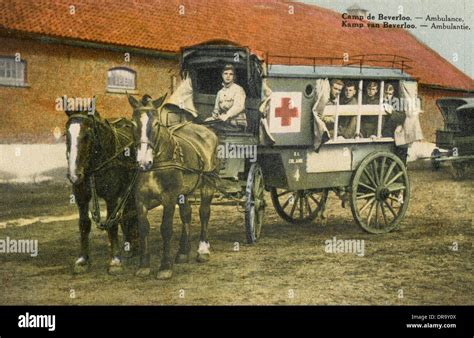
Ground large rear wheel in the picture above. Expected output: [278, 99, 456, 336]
[350, 151, 410, 234]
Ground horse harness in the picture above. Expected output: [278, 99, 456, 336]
[67, 113, 138, 230]
[139, 120, 212, 195]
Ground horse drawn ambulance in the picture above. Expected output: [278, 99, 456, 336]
[64, 42, 423, 277]
[173, 43, 422, 243]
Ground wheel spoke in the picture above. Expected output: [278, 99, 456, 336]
[372, 160, 380, 185]
[254, 174, 262, 194]
[383, 161, 397, 184]
[383, 200, 397, 217]
[386, 183, 406, 193]
[380, 157, 387, 183]
[299, 194, 304, 219]
[363, 168, 377, 188]
[388, 195, 402, 204]
[309, 194, 321, 207]
[277, 190, 292, 197]
[359, 197, 375, 213]
[381, 202, 389, 227]
[358, 182, 376, 192]
[289, 195, 299, 218]
[281, 196, 292, 210]
[367, 201, 376, 226]
[375, 201, 380, 227]
[356, 192, 375, 200]
[305, 196, 313, 215]
[386, 171, 404, 186]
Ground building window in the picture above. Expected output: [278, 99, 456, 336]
[107, 67, 136, 92]
[0, 57, 26, 86]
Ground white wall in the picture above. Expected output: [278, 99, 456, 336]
[0, 144, 67, 183]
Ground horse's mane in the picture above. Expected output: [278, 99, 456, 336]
[66, 110, 102, 120]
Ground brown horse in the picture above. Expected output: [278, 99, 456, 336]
[65, 109, 138, 274]
[128, 94, 219, 280]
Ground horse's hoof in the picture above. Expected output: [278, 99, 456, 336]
[135, 268, 151, 277]
[316, 217, 327, 227]
[73, 263, 90, 274]
[108, 265, 124, 275]
[156, 269, 173, 280]
[196, 241, 210, 263]
[108, 258, 124, 275]
[196, 253, 210, 263]
[73, 257, 90, 274]
[175, 253, 190, 264]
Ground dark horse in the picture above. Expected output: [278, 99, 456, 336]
[128, 94, 219, 280]
[65, 109, 138, 274]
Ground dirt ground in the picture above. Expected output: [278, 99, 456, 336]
[0, 167, 472, 305]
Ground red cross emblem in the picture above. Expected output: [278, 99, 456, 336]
[275, 97, 299, 126]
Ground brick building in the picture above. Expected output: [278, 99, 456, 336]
[0, 0, 472, 145]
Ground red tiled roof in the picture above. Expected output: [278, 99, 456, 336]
[1, 0, 472, 91]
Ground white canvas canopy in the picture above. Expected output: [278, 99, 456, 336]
[163, 75, 198, 118]
[395, 80, 424, 145]
[311, 78, 331, 150]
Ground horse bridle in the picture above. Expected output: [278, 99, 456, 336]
[132, 108, 162, 153]
[66, 113, 107, 174]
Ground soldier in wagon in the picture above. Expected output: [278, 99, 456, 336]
[340, 81, 358, 105]
[321, 79, 344, 134]
[338, 81, 358, 138]
[206, 64, 247, 130]
[363, 81, 380, 105]
[326, 79, 344, 105]
[382, 84, 406, 138]
[360, 81, 381, 136]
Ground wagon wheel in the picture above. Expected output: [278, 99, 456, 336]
[270, 188, 328, 224]
[431, 148, 441, 171]
[350, 151, 410, 234]
[245, 163, 266, 244]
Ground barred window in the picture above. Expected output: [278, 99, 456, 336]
[0, 57, 26, 86]
[107, 67, 136, 91]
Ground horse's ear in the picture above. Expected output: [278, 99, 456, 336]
[128, 94, 140, 109]
[152, 93, 168, 109]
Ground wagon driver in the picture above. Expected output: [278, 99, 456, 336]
[206, 64, 247, 130]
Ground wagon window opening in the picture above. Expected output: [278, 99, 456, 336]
[321, 79, 404, 140]
[194, 67, 248, 95]
[383, 80, 400, 109]
[362, 80, 382, 105]
[359, 80, 383, 138]
[304, 84, 314, 97]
